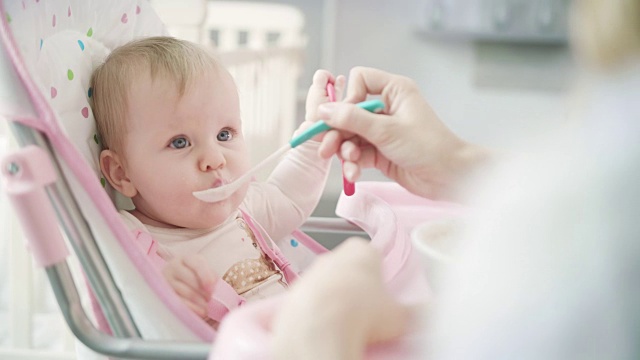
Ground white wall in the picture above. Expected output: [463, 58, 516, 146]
[332, 0, 572, 145]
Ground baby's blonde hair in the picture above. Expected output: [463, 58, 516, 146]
[571, 0, 640, 70]
[90, 36, 220, 154]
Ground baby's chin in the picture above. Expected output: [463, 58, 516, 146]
[192, 200, 244, 229]
[191, 205, 236, 228]
[175, 211, 232, 230]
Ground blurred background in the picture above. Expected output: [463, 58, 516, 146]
[147, 0, 575, 246]
[147, 0, 574, 245]
[0, 0, 575, 358]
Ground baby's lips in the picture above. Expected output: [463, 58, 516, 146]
[211, 178, 226, 188]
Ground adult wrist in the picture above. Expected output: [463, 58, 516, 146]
[456, 142, 492, 174]
[446, 141, 494, 199]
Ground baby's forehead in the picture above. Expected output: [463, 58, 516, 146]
[124, 66, 241, 124]
[128, 62, 228, 94]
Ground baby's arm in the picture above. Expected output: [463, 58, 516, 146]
[162, 254, 217, 319]
[244, 70, 345, 240]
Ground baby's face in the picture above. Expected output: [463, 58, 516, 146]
[122, 68, 251, 229]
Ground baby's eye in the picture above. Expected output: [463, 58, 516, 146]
[217, 129, 233, 142]
[170, 137, 190, 149]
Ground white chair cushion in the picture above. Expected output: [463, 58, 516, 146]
[6, 0, 168, 209]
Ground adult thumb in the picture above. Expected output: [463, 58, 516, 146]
[318, 102, 389, 144]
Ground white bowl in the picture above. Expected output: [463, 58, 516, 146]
[411, 219, 463, 292]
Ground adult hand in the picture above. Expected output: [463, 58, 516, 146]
[318, 67, 490, 200]
[271, 238, 410, 359]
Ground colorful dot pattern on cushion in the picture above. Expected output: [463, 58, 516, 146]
[290, 239, 299, 247]
[4, 0, 169, 211]
[81, 107, 89, 118]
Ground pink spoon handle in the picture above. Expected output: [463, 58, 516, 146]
[326, 83, 355, 196]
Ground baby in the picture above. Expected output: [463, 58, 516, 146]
[90, 36, 342, 323]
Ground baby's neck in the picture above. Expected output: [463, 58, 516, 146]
[128, 208, 238, 231]
[129, 208, 177, 229]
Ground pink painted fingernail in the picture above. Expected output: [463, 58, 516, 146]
[344, 165, 357, 181]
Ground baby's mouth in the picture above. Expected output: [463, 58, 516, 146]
[212, 178, 226, 188]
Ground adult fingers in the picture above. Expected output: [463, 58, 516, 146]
[343, 66, 397, 103]
[340, 140, 361, 162]
[339, 140, 363, 181]
[342, 143, 381, 170]
[318, 102, 394, 148]
[334, 75, 346, 101]
[342, 161, 361, 182]
[318, 129, 345, 159]
[341, 144, 394, 182]
[318, 129, 366, 160]
[344, 67, 421, 118]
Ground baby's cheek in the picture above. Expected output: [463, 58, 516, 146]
[237, 159, 251, 176]
[232, 184, 250, 206]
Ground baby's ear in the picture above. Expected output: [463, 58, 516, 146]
[100, 150, 137, 198]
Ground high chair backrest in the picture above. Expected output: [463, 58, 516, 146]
[0, 33, 36, 123]
[0, 1, 218, 358]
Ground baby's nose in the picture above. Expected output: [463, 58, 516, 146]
[199, 147, 226, 171]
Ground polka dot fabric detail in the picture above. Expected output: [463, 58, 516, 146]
[4, 0, 168, 209]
